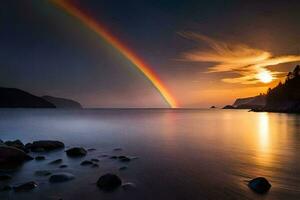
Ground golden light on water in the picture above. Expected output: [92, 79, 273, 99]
[257, 71, 273, 83]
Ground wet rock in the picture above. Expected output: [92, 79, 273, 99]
[87, 148, 96, 152]
[0, 174, 12, 181]
[119, 166, 127, 171]
[97, 173, 122, 191]
[66, 147, 87, 157]
[81, 160, 93, 166]
[59, 164, 68, 168]
[110, 156, 118, 159]
[118, 156, 131, 162]
[113, 148, 122, 151]
[49, 173, 75, 183]
[0, 146, 33, 169]
[92, 163, 99, 168]
[4, 140, 27, 152]
[30, 140, 65, 152]
[35, 170, 52, 176]
[35, 156, 45, 161]
[122, 182, 136, 191]
[13, 181, 37, 192]
[91, 158, 99, 162]
[1, 185, 12, 191]
[49, 159, 63, 164]
[248, 177, 271, 194]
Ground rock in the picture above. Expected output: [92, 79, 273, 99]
[1, 185, 12, 191]
[35, 156, 45, 161]
[113, 148, 122, 151]
[59, 164, 68, 168]
[119, 166, 127, 171]
[0, 146, 33, 169]
[35, 170, 52, 176]
[223, 105, 235, 109]
[13, 181, 37, 192]
[87, 148, 96, 152]
[80, 160, 93, 166]
[122, 182, 136, 190]
[49, 173, 75, 183]
[248, 177, 271, 194]
[4, 140, 27, 152]
[110, 156, 118, 159]
[66, 147, 87, 157]
[118, 156, 131, 162]
[49, 159, 63, 164]
[97, 173, 122, 191]
[0, 174, 12, 181]
[91, 158, 99, 162]
[92, 163, 99, 168]
[29, 140, 65, 152]
[0, 139, 3, 144]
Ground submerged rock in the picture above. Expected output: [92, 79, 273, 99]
[118, 156, 131, 162]
[66, 147, 87, 157]
[35, 170, 52, 176]
[13, 181, 37, 192]
[91, 158, 99, 162]
[29, 140, 65, 152]
[97, 173, 122, 191]
[49, 173, 75, 183]
[122, 182, 136, 191]
[119, 166, 128, 171]
[35, 156, 45, 161]
[49, 159, 63, 164]
[110, 156, 118, 159]
[59, 164, 68, 168]
[80, 160, 93, 166]
[248, 177, 271, 194]
[0, 146, 33, 169]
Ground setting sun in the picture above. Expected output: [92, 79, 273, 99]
[257, 71, 273, 83]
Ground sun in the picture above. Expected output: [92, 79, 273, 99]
[257, 71, 273, 83]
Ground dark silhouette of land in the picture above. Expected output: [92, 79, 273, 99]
[42, 96, 82, 108]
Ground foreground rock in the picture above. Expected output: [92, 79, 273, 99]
[4, 140, 27, 152]
[49, 173, 75, 183]
[248, 177, 271, 194]
[29, 140, 65, 152]
[0, 146, 33, 169]
[13, 181, 37, 192]
[49, 159, 63, 164]
[97, 173, 122, 191]
[66, 147, 87, 157]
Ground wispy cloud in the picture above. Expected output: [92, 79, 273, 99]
[179, 32, 300, 84]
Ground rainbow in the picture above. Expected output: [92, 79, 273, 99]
[51, 0, 178, 108]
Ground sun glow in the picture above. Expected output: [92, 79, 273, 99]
[257, 71, 273, 83]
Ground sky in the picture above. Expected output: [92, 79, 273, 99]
[1, 0, 300, 108]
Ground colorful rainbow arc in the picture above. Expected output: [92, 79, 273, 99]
[51, 0, 178, 108]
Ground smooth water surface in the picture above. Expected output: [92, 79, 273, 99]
[0, 109, 299, 200]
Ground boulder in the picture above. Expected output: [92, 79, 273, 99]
[118, 156, 131, 162]
[29, 140, 64, 152]
[80, 160, 93, 166]
[248, 177, 271, 194]
[0, 146, 33, 169]
[35, 170, 52, 176]
[35, 156, 45, 161]
[122, 182, 136, 191]
[97, 173, 122, 191]
[49, 159, 63, 165]
[66, 147, 87, 157]
[4, 140, 26, 152]
[49, 173, 75, 183]
[13, 181, 37, 192]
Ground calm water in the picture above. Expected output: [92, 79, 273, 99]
[0, 109, 300, 200]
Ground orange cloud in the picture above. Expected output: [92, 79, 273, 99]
[180, 32, 300, 84]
